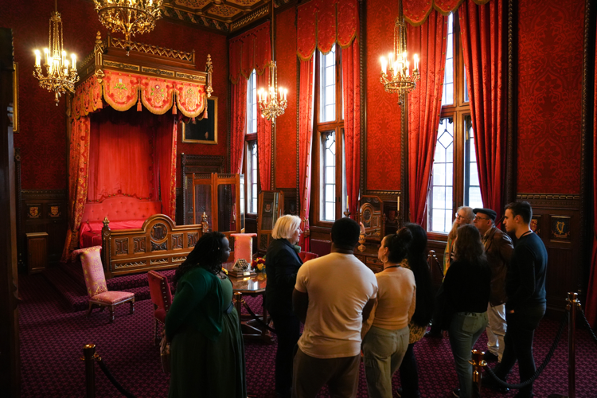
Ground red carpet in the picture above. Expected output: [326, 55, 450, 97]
[19, 270, 597, 397]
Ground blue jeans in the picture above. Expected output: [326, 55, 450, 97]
[363, 325, 410, 398]
[448, 312, 488, 397]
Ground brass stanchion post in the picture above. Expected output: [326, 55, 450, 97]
[567, 292, 580, 398]
[82, 344, 99, 398]
[470, 349, 487, 397]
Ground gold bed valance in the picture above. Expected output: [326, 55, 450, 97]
[72, 33, 213, 119]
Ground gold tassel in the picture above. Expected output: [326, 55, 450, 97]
[137, 97, 142, 112]
[203, 107, 208, 119]
[172, 103, 177, 114]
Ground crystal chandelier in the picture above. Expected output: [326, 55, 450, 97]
[94, 0, 163, 53]
[380, 0, 420, 105]
[33, 0, 79, 106]
[258, 61, 288, 124]
[258, 1, 288, 125]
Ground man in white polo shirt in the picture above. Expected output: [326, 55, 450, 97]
[292, 218, 378, 397]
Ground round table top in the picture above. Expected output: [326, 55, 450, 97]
[223, 262, 267, 292]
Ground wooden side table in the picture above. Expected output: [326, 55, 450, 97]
[26, 232, 48, 274]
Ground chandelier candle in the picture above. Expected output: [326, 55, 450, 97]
[379, 0, 420, 105]
[33, 0, 79, 105]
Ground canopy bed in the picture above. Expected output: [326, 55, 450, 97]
[61, 32, 226, 278]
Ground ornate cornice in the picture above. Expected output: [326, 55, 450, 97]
[516, 193, 581, 208]
[367, 190, 401, 196]
[230, 5, 270, 32]
[109, 36, 195, 62]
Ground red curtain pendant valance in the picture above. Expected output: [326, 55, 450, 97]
[297, 0, 358, 60]
[71, 70, 207, 119]
[229, 21, 271, 84]
[404, 0, 490, 26]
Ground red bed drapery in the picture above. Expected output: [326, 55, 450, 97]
[61, 71, 200, 262]
[229, 22, 271, 190]
[296, 0, 360, 247]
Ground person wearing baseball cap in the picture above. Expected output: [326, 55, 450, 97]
[472, 207, 513, 369]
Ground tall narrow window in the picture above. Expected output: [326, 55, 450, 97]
[246, 70, 257, 135]
[312, 44, 346, 225]
[427, 12, 482, 233]
[244, 70, 258, 215]
[246, 141, 258, 214]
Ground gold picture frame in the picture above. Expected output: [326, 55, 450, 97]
[181, 96, 218, 144]
[12, 62, 18, 133]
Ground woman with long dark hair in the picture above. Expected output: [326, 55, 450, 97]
[443, 224, 491, 397]
[362, 228, 416, 397]
[397, 223, 435, 398]
[166, 232, 246, 397]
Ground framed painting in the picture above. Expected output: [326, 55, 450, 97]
[181, 96, 218, 144]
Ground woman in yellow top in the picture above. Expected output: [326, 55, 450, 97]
[362, 228, 416, 398]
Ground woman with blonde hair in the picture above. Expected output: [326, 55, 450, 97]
[265, 214, 303, 397]
[444, 206, 475, 274]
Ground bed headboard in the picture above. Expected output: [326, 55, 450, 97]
[82, 197, 162, 223]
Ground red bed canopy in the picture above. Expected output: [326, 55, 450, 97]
[61, 33, 213, 262]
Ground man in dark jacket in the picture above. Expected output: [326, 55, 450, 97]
[473, 208, 513, 364]
[483, 201, 547, 397]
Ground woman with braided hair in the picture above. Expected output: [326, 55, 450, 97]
[166, 232, 246, 397]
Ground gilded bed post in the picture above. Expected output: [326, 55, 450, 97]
[101, 217, 111, 277]
[205, 54, 213, 98]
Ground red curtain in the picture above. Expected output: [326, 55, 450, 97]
[460, 0, 505, 220]
[407, 11, 448, 225]
[256, 70, 272, 191]
[157, 116, 178, 220]
[298, 59, 315, 251]
[61, 116, 91, 262]
[87, 109, 157, 202]
[342, 39, 361, 216]
[585, 30, 597, 326]
[229, 22, 271, 175]
[230, 83, 247, 175]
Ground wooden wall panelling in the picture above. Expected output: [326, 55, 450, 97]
[0, 26, 20, 396]
[20, 190, 67, 267]
[517, 194, 582, 318]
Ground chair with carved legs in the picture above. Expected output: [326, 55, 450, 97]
[72, 246, 135, 323]
[147, 270, 173, 345]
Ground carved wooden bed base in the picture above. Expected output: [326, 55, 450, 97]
[100, 214, 205, 278]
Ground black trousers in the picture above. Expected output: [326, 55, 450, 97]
[493, 304, 545, 396]
[399, 343, 421, 397]
[271, 314, 301, 397]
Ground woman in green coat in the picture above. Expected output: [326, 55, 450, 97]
[166, 232, 246, 397]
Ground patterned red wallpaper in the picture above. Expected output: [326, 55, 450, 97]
[275, 7, 298, 189]
[516, 0, 584, 194]
[365, 0, 402, 191]
[3, 0, 227, 190]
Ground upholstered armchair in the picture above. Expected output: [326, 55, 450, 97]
[72, 246, 135, 323]
[147, 271, 173, 345]
[299, 251, 319, 263]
